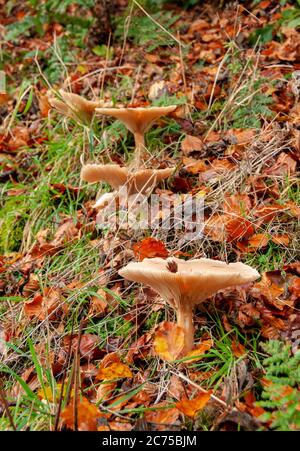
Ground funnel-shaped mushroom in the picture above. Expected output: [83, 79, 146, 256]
[96, 106, 177, 166]
[119, 257, 259, 355]
[81, 163, 174, 196]
[48, 90, 99, 125]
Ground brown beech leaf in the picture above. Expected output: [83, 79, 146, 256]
[183, 156, 207, 174]
[231, 340, 246, 357]
[224, 194, 252, 215]
[226, 217, 255, 242]
[248, 233, 269, 250]
[205, 214, 228, 242]
[52, 219, 79, 246]
[22, 273, 40, 297]
[88, 288, 108, 316]
[96, 381, 117, 403]
[144, 401, 179, 430]
[176, 391, 212, 418]
[289, 277, 300, 301]
[23, 289, 61, 320]
[184, 338, 213, 362]
[64, 334, 102, 360]
[61, 397, 104, 431]
[96, 362, 133, 381]
[153, 321, 185, 362]
[181, 135, 203, 155]
[133, 237, 168, 261]
[0, 92, 9, 106]
[254, 204, 286, 223]
[271, 234, 290, 246]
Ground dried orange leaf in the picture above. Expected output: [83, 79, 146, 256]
[96, 362, 133, 380]
[271, 234, 290, 246]
[61, 397, 103, 431]
[248, 233, 269, 249]
[145, 401, 179, 429]
[226, 217, 255, 242]
[181, 135, 203, 155]
[231, 340, 246, 357]
[176, 391, 212, 418]
[153, 321, 185, 362]
[184, 339, 213, 362]
[133, 237, 168, 261]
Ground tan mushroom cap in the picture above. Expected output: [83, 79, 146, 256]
[48, 90, 99, 124]
[95, 106, 177, 135]
[119, 257, 260, 307]
[81, 163, 174, 194]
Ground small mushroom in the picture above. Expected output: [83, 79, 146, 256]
[48, 90, 99, 125]
[81, 163, 174, 196]
[95, 106, 177, 166]
[119, 257, 260, 355]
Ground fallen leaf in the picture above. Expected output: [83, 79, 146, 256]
[154, 321, 185, 362]
[271, 234, 290, 246]
[144, 402, 179, 430]
[176, 391, 212, 418]
[96, 362, 133, 381]
[61, 397, 103, 431]
[181, 135, 203, 155]
[248, 233, 269, 249]
[133, 237, 168, 261]
[231, 340, 246, 357]
[226, 217, 255, 242]
[88, 288, 108, 315]
[184, 338, 213, 362]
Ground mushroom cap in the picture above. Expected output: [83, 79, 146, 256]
[48, 90, 99, 124]
[81, 164, 128, 190]
[119, 257, 260, 307]
[95, 106, 177, 135]
[81, 164, 173, 194]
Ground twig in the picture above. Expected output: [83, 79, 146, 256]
[171, 371, 228, 408]
[0, 386, 16, 431]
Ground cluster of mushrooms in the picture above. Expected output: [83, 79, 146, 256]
[48, 90, 260, 357]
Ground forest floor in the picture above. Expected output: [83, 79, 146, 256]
[0, 0, 300, 431]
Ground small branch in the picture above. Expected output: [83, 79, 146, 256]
[172, 371, 228, 408]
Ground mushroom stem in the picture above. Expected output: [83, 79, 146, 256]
[176, 305, 194, 355]
[133, 132, 146, 167]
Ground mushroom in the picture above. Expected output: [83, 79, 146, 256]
[48, 90, 99, 125]
[81, 163, 174, 196]
[119, 257, 260, 355]
[95, 106, 177, 166]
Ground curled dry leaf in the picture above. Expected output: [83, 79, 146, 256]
[248, 233, 269, 250]
[271, 234, 290, 246]
[96, 381, 117, 403]
[176, 391, 212, 418]
[231, 340, 246, 358]
[22, 273, 40, 297]
[133, 237, 169, 261]
[96, 362, 133, 381]
[226, 217, 255, 242]
[61, 397, 104, 431]
[181, 134, 203, 155]
[63, 334, 102, 360]
[153, 321, 185, 362]
[24, 288, 62, 320]
[183, 338, 213, 363]
[144, 402, 180, 430]
[88, 288, 108, 316]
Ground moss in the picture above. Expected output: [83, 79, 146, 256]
[0, 197, 27, 254]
